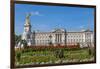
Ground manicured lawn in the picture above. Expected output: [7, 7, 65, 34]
[15, 47, 95, 65]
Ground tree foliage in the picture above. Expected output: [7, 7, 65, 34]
[15, 34, 21, 45]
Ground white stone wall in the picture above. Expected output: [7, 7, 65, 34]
[32, 30, 94, 47]
[35, 33, 50, 46]
[66, 32, 83, 45]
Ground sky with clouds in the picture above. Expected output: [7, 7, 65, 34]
[15, 4, 95, 35]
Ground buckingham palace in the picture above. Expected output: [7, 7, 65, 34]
[21, 14, 94, 48]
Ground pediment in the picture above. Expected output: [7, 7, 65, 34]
[52, 29, 65, 33]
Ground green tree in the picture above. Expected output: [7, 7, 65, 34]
[15, 34, 21, 45]
[16, 51, 21, 62]
[21, 40, 27, 48]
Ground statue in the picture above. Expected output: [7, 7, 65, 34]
[26, 13, 31, 19]
[25, 13, 32, 25]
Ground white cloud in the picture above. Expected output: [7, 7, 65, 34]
[31, 11, 42, 16]
[79, 25, 84, 29]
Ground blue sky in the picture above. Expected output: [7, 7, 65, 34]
[15, 4, 94, 35]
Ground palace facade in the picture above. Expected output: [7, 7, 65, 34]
[21, 14, 94, 48]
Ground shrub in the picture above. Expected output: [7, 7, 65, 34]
[58, 49, 65, 59]
[16, 51, 21, 62]
[54, 49, 65, 59]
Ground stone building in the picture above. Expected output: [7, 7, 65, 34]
[21, 14, 94, 48]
